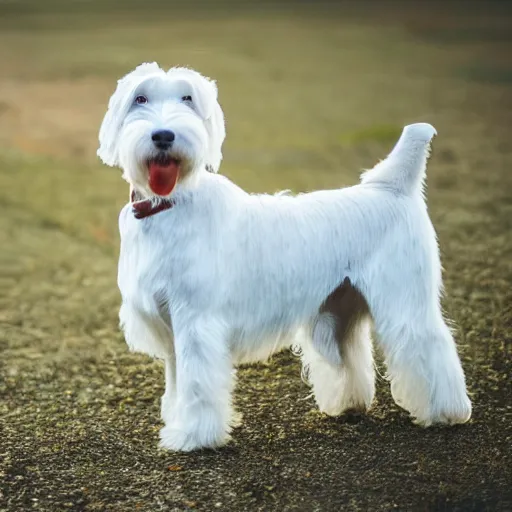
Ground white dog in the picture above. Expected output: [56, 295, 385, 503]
[98, 63, 472, 452]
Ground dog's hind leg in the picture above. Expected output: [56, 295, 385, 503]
[298, 279, 375, 416]
[361, 235, 472, 426]
[373, 305, 471, 426]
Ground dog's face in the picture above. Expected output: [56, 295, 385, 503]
[98, 63, 225, 197]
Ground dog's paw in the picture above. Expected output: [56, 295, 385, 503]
[317, 393, 372, 417]
[159, 423, 231, 452]
[390, 372, 472, 427]
[413, 395, 472, 427]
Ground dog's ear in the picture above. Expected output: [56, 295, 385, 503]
[203, 83, 226, 173]
[97, 62, 163, 167]
[172, 68, 226, 173]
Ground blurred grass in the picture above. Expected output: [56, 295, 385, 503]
[1, 1, 512, 510]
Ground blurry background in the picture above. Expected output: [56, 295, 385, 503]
[1, 1, 511, 510]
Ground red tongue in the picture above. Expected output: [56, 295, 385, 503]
[148, 160, 180, 196]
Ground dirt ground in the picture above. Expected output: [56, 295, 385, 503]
[1, 1, 511, 511]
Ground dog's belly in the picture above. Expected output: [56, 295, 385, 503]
[224, 274, 342, 364]
[229, 324, 302, 365]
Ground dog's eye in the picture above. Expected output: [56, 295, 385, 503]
[135, 95, 148, 105]
[181, 95, 192, 102]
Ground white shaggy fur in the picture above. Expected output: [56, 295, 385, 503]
[98, 63, 472, 452]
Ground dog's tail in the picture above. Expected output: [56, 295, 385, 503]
[360, 123, 437, 195]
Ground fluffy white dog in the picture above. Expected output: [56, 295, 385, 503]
[98, 63, 472, 452]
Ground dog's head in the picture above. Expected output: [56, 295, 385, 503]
[98, 63, 225, 197]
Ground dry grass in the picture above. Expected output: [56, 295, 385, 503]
[1, 1, 511, 511]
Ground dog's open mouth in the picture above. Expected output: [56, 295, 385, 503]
[147, 155, 181, 196]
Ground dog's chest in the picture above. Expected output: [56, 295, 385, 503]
[117, 202, 215, 307]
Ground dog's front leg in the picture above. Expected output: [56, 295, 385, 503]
[159, 316, 234, 452]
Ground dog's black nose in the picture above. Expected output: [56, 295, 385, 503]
[152, 130, 175, 150]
